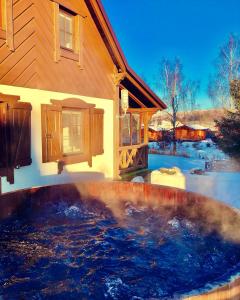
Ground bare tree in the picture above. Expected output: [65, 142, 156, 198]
[208, 34, 240, 108]
[183, 80, 200, 111]
[156, 58, 200, 153]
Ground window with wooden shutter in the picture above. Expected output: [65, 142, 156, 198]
[42, 104, 62, 163]
[91, 108, 104, 156]
[41, 99, 104, 169]
[0, 93, 32, 184]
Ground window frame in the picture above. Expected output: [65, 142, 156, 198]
[62, 109, 84, 155]
[0, 0, 6, 29]
[61, 106, 91, 165]
[0, 0, 7, 40]
[59, 7, 75, 52]
[53, 1, 84, 65]
[42, 98, 105, 168]
[53, 99, 94, 165]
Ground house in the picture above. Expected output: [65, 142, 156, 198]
[147, 120, 183, 142]
[0, 0, 166, 193]
[175, 124, 208, 141]
[147, 127, 161, 142]
[146, 127, 162, 142]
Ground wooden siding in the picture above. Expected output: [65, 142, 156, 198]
[0, 0, 115, 99]
[0, 0, 116, 100]
[175, 128, 207, 141]
[0, 0, 37, 87]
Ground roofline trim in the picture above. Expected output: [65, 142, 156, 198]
[88, 0, 167, 109]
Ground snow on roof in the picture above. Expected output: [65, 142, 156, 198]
[148, 123, 209, 131]
[186, 124, 209, 130]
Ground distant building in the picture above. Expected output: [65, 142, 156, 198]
[147, 127, 162, 142]
[175, 125, 209, 141]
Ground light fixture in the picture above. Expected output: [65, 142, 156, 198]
[121, 89, 129, 115]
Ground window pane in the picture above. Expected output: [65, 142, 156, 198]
[65, 32, 73, 49]
[60, 30, 65, 48]
[65, 16, 72, 33]
[59, 13, 65, 31]
[132, 113, 140, 145]
[141, 118, 144, 144]
[62, 110, 84, 154]
[120, 114, 131, 146]
[59, 10, 73, 50]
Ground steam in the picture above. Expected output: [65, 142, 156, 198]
[74, 182, 240, 244]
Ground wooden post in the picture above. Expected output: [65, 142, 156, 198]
[112, 67, 126, 180]
[113, 84, 120, 180]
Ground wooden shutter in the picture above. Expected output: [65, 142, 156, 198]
[0, 100, 32, 184]
[9, 102, 32, 169]
[91, 108, 104, 156]
[42, 104, 62, 162]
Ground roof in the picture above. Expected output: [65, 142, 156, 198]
[85, 0, 167, 109]
[176, 124, 209, 131]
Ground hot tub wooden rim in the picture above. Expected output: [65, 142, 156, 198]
[0, 180, 238, 208]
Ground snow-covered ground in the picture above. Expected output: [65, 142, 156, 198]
[148, 144, 240, 209]
[149, 139, 226, 161]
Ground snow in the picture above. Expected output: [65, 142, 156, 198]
[148, 152, 240, 209]
[150, 167, 186, 189]
[149, 153, 205, 172]
[185, 124, 208, 130]
[149, 139, 226, 161]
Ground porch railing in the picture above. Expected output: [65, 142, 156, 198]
[119, 144, 148, 174]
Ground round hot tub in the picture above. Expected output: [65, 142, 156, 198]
[0, 181, 239, 299]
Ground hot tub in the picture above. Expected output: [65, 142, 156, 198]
[0, 181, 239, 299]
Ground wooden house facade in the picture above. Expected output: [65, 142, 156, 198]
[0, 0, 166, 193]
[147, 127, 162, 142]
[175, 125, 208, 141]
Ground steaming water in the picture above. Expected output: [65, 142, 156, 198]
[0, 199, 240, 300]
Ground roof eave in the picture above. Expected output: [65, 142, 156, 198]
[89, 0, 167, 110]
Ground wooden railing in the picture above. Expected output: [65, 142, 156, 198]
[119, 144, 148, 173]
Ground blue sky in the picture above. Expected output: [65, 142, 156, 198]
[101, 0, 240, 109]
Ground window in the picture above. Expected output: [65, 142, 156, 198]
[62, 110, 84, 154]
[53, 2, 84, 64]
[0, 93, 32, 184]
[132, 113, 140, 145]
[59, 9, 74, 50]
[42, 99, 104, 168]
[120, 114, 131, 146]
[120, 113, 143, 147]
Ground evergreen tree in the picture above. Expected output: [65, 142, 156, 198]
[215, 80, 240, 158]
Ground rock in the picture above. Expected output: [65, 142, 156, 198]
[150, 167, 186, 189]
[159, 167, 181, 175]
[190, 168, 205, 175]
[131, 176, 144, 183]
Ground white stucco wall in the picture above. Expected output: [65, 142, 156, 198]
[0, 85, 114, 193]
